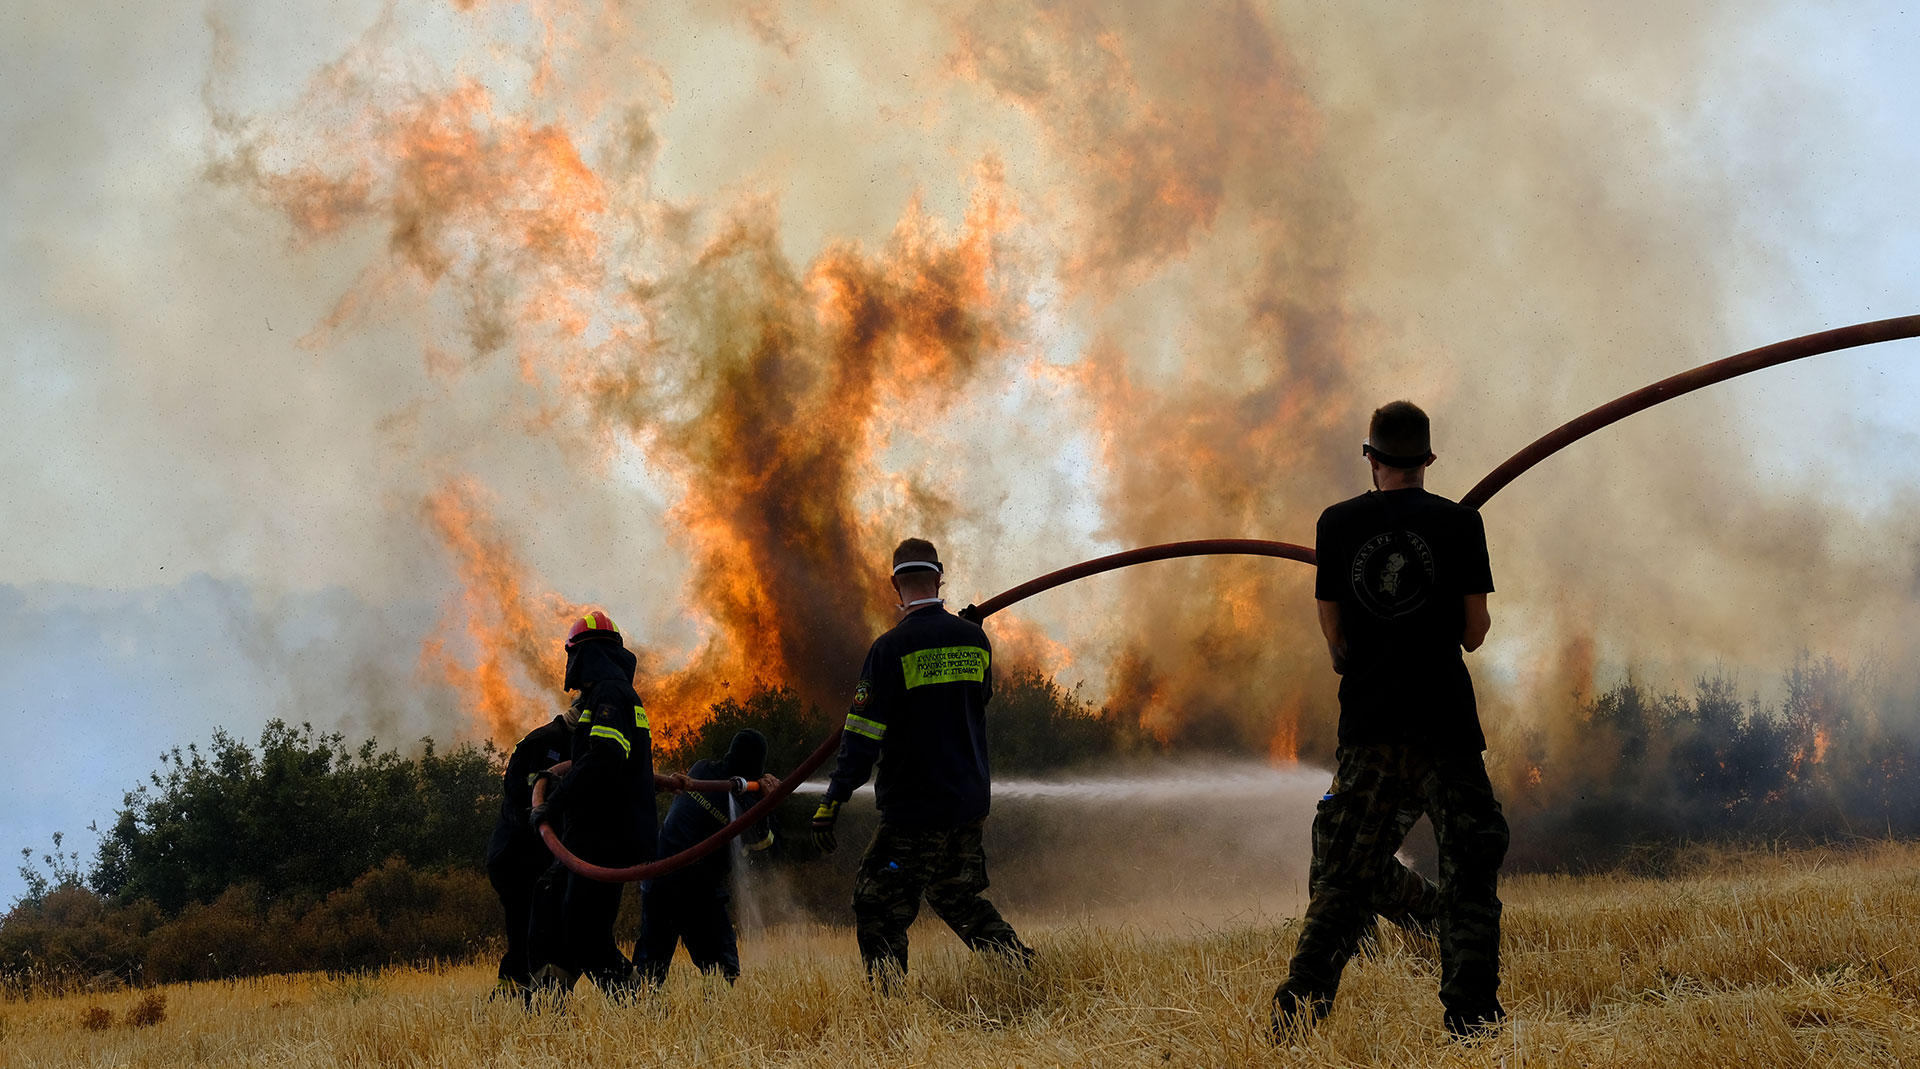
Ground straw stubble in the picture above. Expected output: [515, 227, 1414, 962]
[7, 842, 1918, 1067]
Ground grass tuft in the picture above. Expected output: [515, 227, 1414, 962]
[124, 990, 166, 1028]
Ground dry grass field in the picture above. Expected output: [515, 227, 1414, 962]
[6, 842, 1919, 1068]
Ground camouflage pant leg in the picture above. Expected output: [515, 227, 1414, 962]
[1372, 804, 1443, 936]
[852, 822, 937, 978]
[920, 818, 1026, 958]
[1306, 799, 1437, 940]
[1281, 745, 1422, 1001]
[1417, 751, 1509, 1020]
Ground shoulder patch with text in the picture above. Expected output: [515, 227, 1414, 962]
[900, 645, 990, 689]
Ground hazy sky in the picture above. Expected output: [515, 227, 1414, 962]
[3, 1, 1916, 906]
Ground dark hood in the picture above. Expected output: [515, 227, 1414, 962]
[564, 637, 638, 693]
[722, 729, 767, 780]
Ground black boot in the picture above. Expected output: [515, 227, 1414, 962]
[1444, 1005, 1506, 1042]
[1269, 984, 1331, 1041]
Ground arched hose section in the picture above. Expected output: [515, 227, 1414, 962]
[538, 315, 1920, 883]
[1460, 315, 1920, 509]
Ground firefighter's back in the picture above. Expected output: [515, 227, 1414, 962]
[871, 607, 993, 829]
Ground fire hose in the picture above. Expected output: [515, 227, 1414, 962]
[537, 314, 1920, 883]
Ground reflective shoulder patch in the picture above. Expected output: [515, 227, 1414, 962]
[844, 713, 887, 740]
[588, 723, 632, 757]
[634, 704, 649, 731]
[900, 645, 990, 689]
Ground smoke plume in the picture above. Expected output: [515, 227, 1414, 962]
[31, 0, 1913, 797]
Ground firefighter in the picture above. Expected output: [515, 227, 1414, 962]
[525, 609, 657, 999]
[1272, 401, 1510, 1040]
[484, 704, 572, 997]
[635, 729, 781, 985]
[811, 538, 1032, 986]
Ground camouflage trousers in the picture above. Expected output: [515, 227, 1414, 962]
[1311, 801, 1443, 941]
[852, 817, 1030, 981]
[1280, 744, 1510, 1021]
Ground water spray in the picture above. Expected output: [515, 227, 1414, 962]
[538, 315, 1920, 884]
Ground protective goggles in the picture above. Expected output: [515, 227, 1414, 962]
[1362, 439, 1433, 468]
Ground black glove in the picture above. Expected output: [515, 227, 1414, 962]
[811, 799, 842, 854]
[958, 603, 983, 624]
[528, 803, 554, 829]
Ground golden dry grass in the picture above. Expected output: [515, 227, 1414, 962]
[6, 842, 1920, 1067]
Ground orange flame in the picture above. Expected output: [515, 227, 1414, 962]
[1268, 695, 1302, 765]
[419, 480, 581, 744]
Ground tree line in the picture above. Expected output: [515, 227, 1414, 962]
[2, 668, 1142, 992]
[7, 655, 1919, 991]
[1500, 654, 1920, 870]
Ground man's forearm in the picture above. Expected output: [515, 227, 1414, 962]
[1316, 600, 1347, 673]
[1462, 594, 1491, 652]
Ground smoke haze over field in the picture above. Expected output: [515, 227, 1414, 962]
[4, 2, 1920, 901]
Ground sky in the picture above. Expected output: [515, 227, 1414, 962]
[3, 1, 1917, 907]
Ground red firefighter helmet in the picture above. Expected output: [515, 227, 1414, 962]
[566, 609, 621, 648]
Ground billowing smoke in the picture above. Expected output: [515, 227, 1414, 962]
[14, 0, 1915, 814]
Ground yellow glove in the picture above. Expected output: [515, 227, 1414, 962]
[811, 799, 842, 854]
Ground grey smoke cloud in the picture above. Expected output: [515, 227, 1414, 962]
[4, 0, 1919, 906]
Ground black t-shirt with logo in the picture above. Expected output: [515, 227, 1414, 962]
[1315, 487, 1494, 751]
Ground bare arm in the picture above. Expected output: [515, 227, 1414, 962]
[1462, 594, 1490, 652]
[1316, 599, 1346, 674]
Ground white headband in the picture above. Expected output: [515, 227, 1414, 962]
[892, 560, 943, 575]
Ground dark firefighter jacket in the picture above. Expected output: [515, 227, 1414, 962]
[484, 714, 570, 871]
[647, 758, 775, 897]
[546, 638, 657, 865]
[825, 604, 993, 830]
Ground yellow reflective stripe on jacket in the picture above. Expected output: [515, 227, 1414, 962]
[745, 828, 774, 852]
[589, 724, 631, 757]
[900, 645, 990, 689]
[634, 705, 649, 731]
[844, 714, 887, 740]
[578, 707, 594, 726]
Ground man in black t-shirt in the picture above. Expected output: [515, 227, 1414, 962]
[811, 538, 1032, 985]
[1272, 401, 1511, 1041]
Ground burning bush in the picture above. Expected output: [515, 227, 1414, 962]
[1498, 655, 1920, 870]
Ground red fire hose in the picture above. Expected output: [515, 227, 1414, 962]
[537, 315, 1919, 883]
[966, 539, 1317, 619]
[534, 736, 846, 883]
[1460, 315, 1920, 509]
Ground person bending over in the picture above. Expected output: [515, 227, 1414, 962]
[636, 729, 779, 985]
